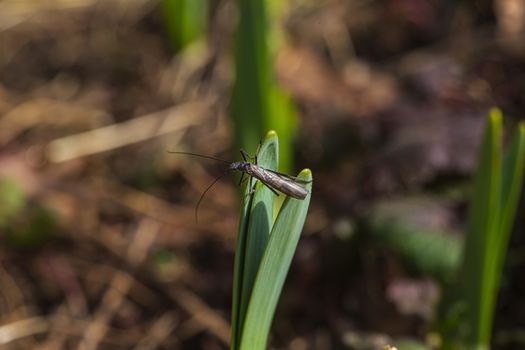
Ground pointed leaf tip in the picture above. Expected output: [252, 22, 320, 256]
[298, 168, 312, 178]
[518, 122, 525, 135]
[265, 130, 278, 139]
[489, 108, 502, 123]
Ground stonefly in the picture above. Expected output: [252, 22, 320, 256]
[169, 148, 310, 221]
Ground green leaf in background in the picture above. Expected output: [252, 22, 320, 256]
[497, 122, 525, 282]
[231, 0, 271, 157]
[230, 131, 312, 350]
[161, 0, 208, 51]
[231, 0, 297, 172]
[0, 177, 26, 227]
[462, 109, 502, 348]
[0, 177, 57, 248]
[458, 108, 525, 349]
[267, 87, 297, 172]
[364, 197, 463, 281]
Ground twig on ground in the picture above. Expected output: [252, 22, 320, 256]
[132, 312, 179, 350]
[77, 218, 160, 350]
[46, 101, 211, 163]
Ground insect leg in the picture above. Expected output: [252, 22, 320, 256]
[254, 140, 262, 164]
[240, 148, 257, 163]
[240, 149, 249, 162]
[238, 171, 245, 186]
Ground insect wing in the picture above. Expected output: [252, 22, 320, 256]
[246, 164, 308, 200]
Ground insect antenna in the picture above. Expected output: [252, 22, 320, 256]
[168, 151, 234, 221]
[167, 151, 231, 164]
[194, 170, 231, 222]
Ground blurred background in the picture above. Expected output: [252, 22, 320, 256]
[0, 0, 525, 349]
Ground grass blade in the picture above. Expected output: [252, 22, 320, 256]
[231, 131, 278, 349]
[230, 0, 297, 171]
[161, 0, 208, 51]
[239, 168, 312, 349]
[462, 109, 502, 348]
[364, 198, 463, 280]
[238, 132, 278, 339]
[230, 0, 271, 156]
[497, 122, 525, 274]
[230, 177, 253, 350]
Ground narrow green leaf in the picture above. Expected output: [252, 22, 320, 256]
[231, 131, 278, 349]
[230, 0, 271, 156]
[446, 110, 525, 349]
[230, 0, 297, 171]
[481, 120, 525, 343]
[239, 169, 312, 350]
[238, 132, 278, 338]
[497, 122, 525, 272]
[267, 88, 297, 172]
[161, 0, 208, 51]
[462, 109, 502, 348]
[230, 178, 253, 350]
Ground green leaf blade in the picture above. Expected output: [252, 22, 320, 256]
[230, 0, 297, 171]
[238, 132, 278, 337]
[239, 169, 312, 350]
[161, 0, 208, 51]
[498, 122, 525, 263]
[463, 109, 502, 348]
[231, 131, 278, 349]
[462, 109, 502, 347]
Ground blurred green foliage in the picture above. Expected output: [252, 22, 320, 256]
[363, 109, 525, 350]
[457, 109, 525, 349]
[393, 338, 431, 350]
[0, 178, 57, 248]
[161, 0, 208, 51]
[231, 0, 297, 172]
[160, 0, 297, 170]
[440, 109, 525, 349]
[0, 178, 25, 227]
[364, 197, 463, 281]
[5, 206, 56, 248]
